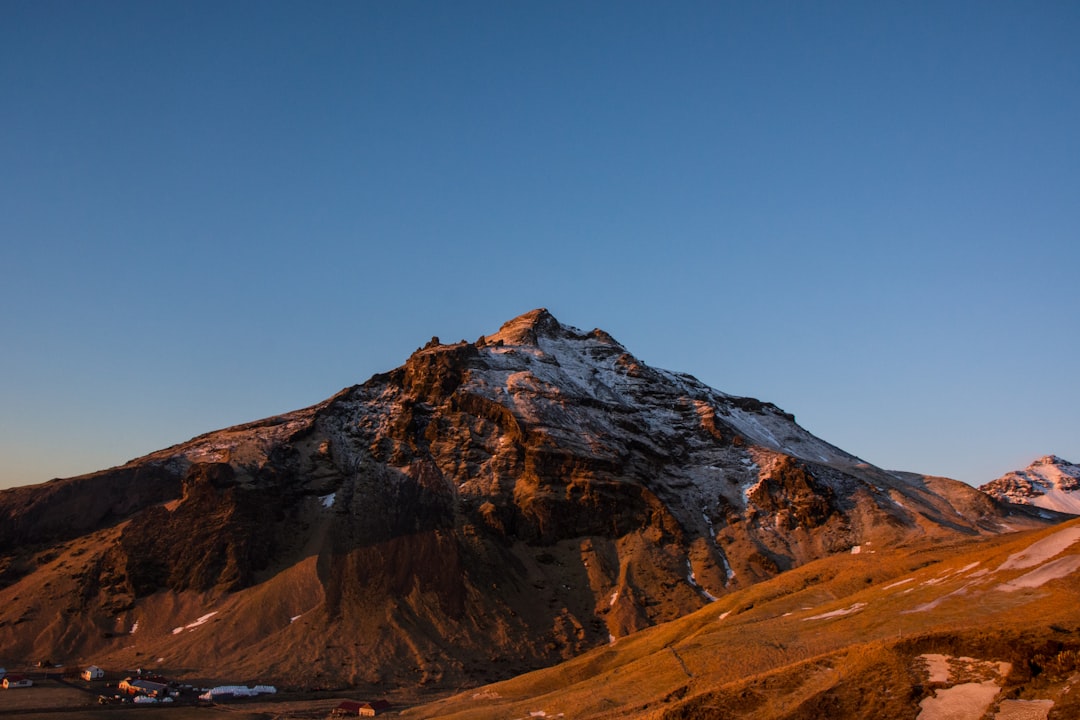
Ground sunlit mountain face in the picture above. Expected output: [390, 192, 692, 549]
[0, 310, 1061, 696]
[981, 456, 1080, 516]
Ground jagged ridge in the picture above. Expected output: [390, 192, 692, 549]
[0, 309, 1059, 690]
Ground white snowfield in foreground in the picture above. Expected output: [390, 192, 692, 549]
[915, 655, 1050, 720]
[996, 525, 1080, 571]
[920, 654, 951, 683]
[918, 681, 1001, 720]
[997, 555, 1080, 592]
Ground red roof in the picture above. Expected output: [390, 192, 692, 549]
[335, 701, 364, 713]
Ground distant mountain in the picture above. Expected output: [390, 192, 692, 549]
[0, 309, 1059, 691]
[981, 455, 1080, 515]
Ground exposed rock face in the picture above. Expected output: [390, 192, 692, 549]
[0, 309, 1059, 689]
[981, 455, 1080, 515]
[0, 464, 182, 551]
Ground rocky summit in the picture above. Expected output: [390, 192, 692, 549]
[981, 455, 1080, 516]
[0, 309, 1058, 690]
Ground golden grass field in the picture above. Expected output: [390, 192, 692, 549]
[400, 519, 1080, 720]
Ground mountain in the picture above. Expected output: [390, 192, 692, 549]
[0, 309, 1059, 692]
[406, 518, 1080, 720]
[981, 456, 1080, 516]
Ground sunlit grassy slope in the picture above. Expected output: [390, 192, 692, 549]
[403, 519, 1080, 720]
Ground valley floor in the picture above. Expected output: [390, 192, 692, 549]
[0, 677, 428, 720]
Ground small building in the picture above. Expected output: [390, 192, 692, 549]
[82, 665, 105, 681]
[118, 677, 168, 697]
[3, 675, 33, 689]
[333, 700, 391, 716]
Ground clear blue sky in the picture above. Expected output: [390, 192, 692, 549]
[2, 1, 1078, 489]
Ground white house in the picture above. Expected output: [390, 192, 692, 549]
[82, 666, 105, 681]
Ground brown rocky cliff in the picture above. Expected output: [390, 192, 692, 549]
[0, 308, 1057, 690]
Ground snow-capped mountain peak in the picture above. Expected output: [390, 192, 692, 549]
[980, 456, 1080, 515]
[486, 307, 572, 346]
[0, 308, 1059, 690]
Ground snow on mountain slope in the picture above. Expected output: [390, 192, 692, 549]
[0, 309, 1064, 691]
[980, 456, 1080, 515]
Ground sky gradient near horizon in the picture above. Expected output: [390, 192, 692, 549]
[2, 1, 1078, 490]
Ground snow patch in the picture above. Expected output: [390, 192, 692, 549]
[319, 492, 336, 509]
[719, 551, 736, 581]
[997, 526, 1080, 571]
[921, 654, 951, 683]
[997, 555, 1080, 592]
[701, 508, 716, 537]
[850, 545, 862, 555]
[915, 656, 1015, 720]
[685, 560, 717, 602]
[917, 681, 1001, 720]
[129, 621, 139, 635]
[804, 602, 867, 621]
[172, 611, 218, 635]
[905, 598, 946, 614]
[903, 581, 980, 614]
[921, 570, 958, 587]
[883, 578, 914, 591]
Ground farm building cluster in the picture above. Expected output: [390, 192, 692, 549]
[106, 672, 278, 704]
[0, 664, 390, 715]
[0, 662, 278, 706]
